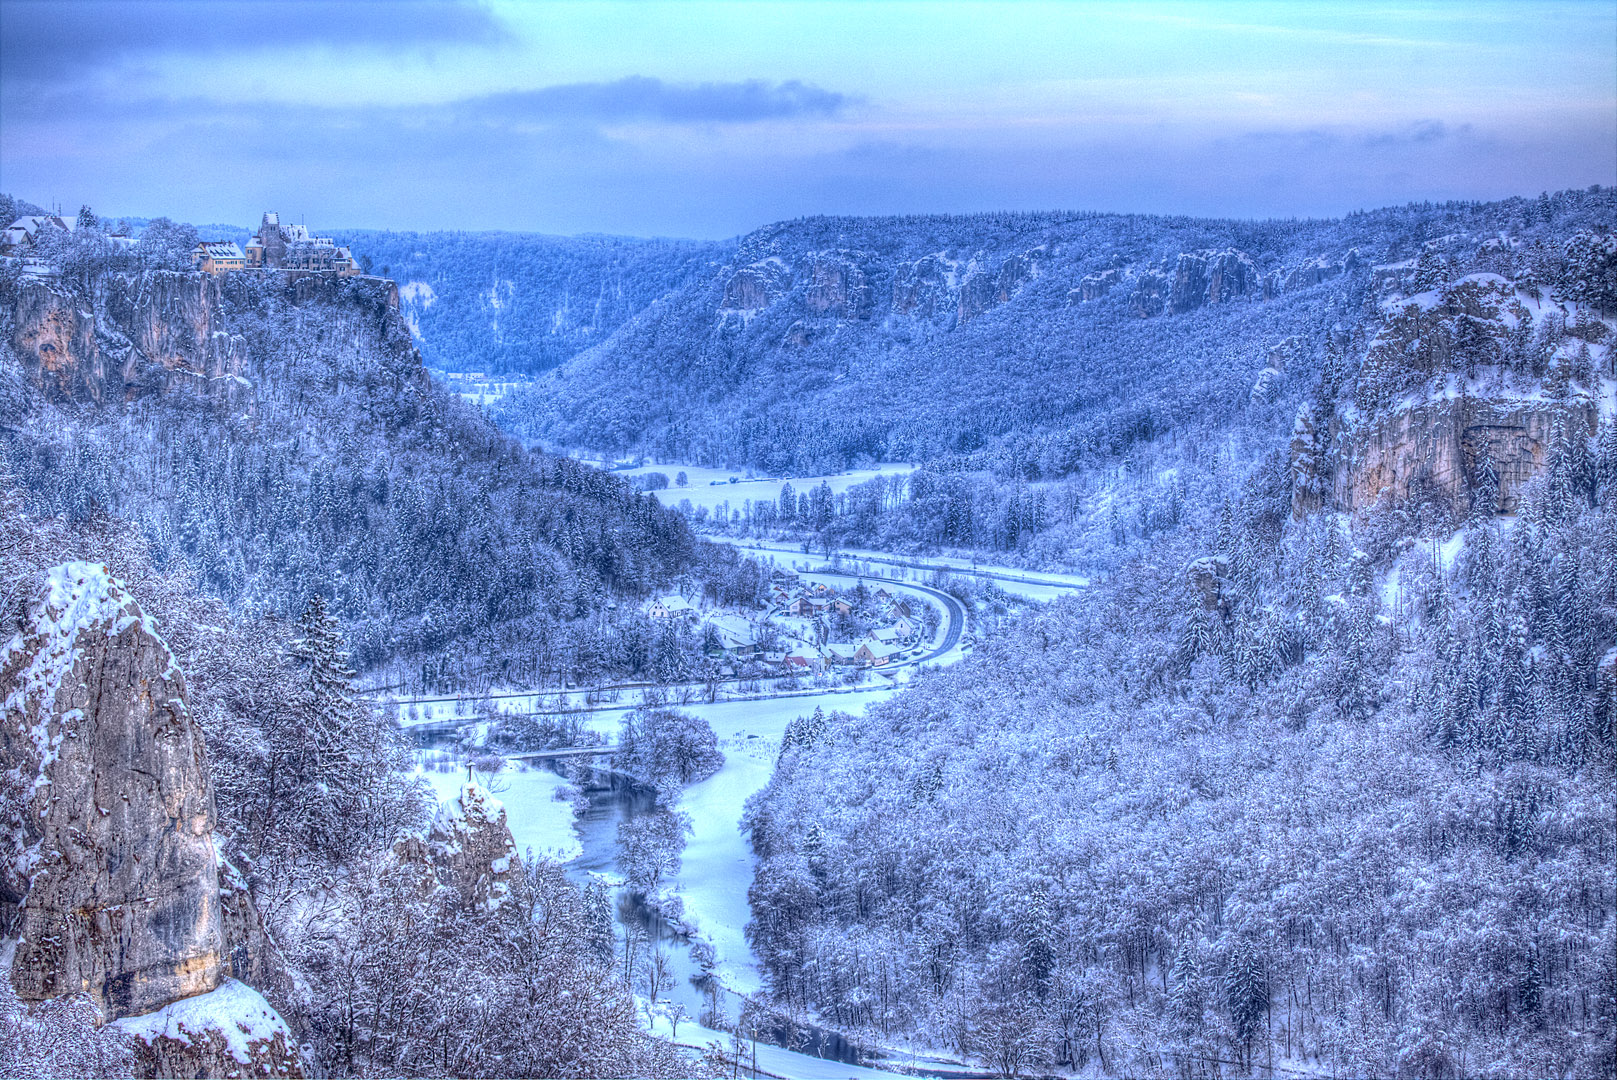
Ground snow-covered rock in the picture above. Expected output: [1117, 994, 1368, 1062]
[425, 783, 520, 912]
[1, 563, 223, 1019]
[114, 977, 303, 1079]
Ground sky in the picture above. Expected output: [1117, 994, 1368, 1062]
[1, 0, 1613, 238]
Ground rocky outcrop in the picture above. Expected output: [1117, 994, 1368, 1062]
[2, 563, 222, 1019]
[720, 259, 792, 312]
[1170, 250, 1257, 314]
[114, 978, 303, 1079]
[1208, 249, 1258, 305]
[782, 320, 824, 348]
[1283, 250, 1360, 292]
[1, 563, 303, 1077]
[1185, 556, 1232, 619]
[1250, 340, 1295, 405]
[891, 255, 954, 318]
[1130, 273, 1169, 318]
[1073, 269, 1119, 303]
[424, 784, 519, 913]
[1169, 254, 1210, 314]
[957, 269, 999, 325]
[10, 272, 250, 406]
[1290, 406, 1328, 518]
[996, 253, 1034, 302]
[1330, 397, 1598, 516]
[804, 255, 874, 320]
[958, 253, 1038, 325]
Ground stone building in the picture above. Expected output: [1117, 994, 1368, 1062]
[244, 211, 360, 274]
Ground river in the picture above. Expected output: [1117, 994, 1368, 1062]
[565, 764, 869, 1066]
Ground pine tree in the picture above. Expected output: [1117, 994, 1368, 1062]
[278, 594, 407, 857]
[1224, 944, 1269, 1072]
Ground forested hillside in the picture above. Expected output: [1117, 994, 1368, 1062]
[0, 494, 700, 1078]
[507, 190, 1614, 578]
[745, 443, 1616, 1075]
[733, 192, 1617, 1075]
[335, 229, 727, 376]
[508, 192, 1612, 477]
[0, 216, 756, 689]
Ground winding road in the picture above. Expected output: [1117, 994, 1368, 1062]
[393, 571, 967, 738]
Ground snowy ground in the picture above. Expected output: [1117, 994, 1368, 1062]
[718, 538, 1089, 603]
[616, 461, 916, 515]
[661, 689, 900, 994]
[646, 1009, 905, 1080]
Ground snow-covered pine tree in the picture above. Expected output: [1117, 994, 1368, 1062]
[278, 594, 409, 858]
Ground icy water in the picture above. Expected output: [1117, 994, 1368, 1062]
[567, 767, 868, 1066]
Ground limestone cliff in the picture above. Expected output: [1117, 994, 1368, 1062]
[1, 563, 222, 1017]
[1293, 273, 1612, 518]
[1327, 395, 1599, 516]
[113, 977, 303, 1079]
[804, 254, 875, 320]
[721, 259, 792, 313]
[408, 783, 521, 913]
[1, 563, 301, 1077]
[7, 268, 406, 409]
[10, 272, 248, 406]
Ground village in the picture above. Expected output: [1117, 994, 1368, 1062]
[646, 567, 938, 679]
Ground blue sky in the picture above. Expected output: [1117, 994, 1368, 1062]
[1, 0, 1612, 237]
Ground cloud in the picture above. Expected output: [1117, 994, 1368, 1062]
[0, 0, 509, 79]
[2, 76, 855, 134]
[1223, 120, 1476, 153]
[464, 78, 854, 125]
[1363, 120, 1472, 146]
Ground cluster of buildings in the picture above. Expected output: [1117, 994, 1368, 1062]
[645, 572, 924, 672]
[192, 212, 361, 276]
[0, 209, 362, 279]
[1, 213, 77, 255]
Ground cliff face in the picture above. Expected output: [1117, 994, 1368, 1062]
[1293, 274, 1611, 519]
[1, 563, 301, 1077]
[2, 563, 222, 1018]
[10, 272, 248, 406]
[1329, 396, 1598, 516]
[7, 268, 407, 409]
[390, 783, 521, 914]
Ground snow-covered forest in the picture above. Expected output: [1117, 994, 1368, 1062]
[1, 182, 1613, 1079]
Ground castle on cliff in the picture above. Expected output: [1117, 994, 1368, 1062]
[193, 211, 360, 275]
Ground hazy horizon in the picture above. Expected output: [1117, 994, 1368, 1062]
[2, 0, 1613, 238]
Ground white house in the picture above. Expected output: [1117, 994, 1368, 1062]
[647, 595, 698, 619]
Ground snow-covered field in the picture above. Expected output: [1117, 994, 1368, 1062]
[615, 461, 916, 514]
